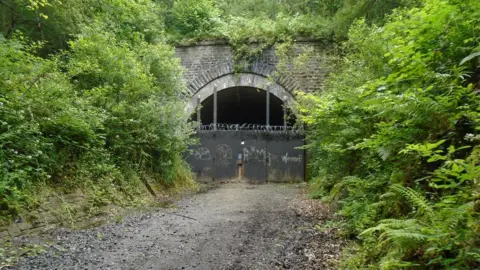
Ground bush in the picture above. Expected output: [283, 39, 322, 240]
[299, 0, 480, 268]
[0, 0, 194, 222]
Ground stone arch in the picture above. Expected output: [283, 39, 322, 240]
[186, 73, 295, 115]
[185, 60, 299, 95]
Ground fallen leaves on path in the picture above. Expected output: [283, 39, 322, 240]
[288, 185, 345, 269]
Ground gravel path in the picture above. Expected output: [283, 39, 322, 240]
[11, 182, 342, 270]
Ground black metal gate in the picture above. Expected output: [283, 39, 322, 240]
[186, 125, 304, 183]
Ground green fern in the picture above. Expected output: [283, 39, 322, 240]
[379, 255, 421, 270]
[390, 184, 434, 221]
[361, 219, 424, 236]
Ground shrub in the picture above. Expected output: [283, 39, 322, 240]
[299, 0, 480, 268]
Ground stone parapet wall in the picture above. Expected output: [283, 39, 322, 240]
[175, 40, 326, 97]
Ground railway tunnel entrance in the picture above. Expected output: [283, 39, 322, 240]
[186, 78, 304, 183]
[195, 86, 293, 126]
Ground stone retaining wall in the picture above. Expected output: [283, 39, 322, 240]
[175, 40, 327, 96]
[0, 190, 90, 240]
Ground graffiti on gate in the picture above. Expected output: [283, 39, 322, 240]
[194, 146, 301, 168]
[187, 130, 305, 183]
[281, 152, 303, 164]
[243, 146, 267, 163]
[216, 144, 232, 167]
[267, 152, 279, 166]
[194, 147, 211, 160]
[243, 147, 302, 166]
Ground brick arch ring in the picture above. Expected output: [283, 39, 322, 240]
[186, 73, 296, 115]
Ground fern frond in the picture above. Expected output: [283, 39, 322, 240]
[379, 255, 421, 270]
[382, 231, 428, 242]
[360, 219, 422, 236]
[391, 184, 434, 221]
[380, 191, 397, 200]
[329, 181, 345, 200]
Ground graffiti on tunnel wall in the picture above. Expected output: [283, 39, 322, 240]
[193, 147, 211, 160]
[216, 144, 232, 168]
[242, 147, 302, 166]
[281, 153, 302, 164]
[243, 146, 266, 163]
[186, 130, 304, 183]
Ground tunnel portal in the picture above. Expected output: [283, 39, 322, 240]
[187, 85, 304, 183]
[192, 86, 295, 127]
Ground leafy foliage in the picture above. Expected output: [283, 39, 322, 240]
[2, 1, 480, 268]
[164, 0, 221, 40]
[299, 0, 480, 268]
[0, 0, 194, 222]
[163, 0, 420, 49]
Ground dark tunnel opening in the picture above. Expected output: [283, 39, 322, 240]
[192, 87, 296, 126]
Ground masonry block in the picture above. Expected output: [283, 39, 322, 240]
[175, 40, 326, 97]
[7, 224, 21, 237]
[16, 222, 33, 231]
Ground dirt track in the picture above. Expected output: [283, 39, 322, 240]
[12, 182, 342, 269]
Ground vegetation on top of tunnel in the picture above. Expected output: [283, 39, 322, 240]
[164, 0, 421, 43]
[163, 0, 423, 65]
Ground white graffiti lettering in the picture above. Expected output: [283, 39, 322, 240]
[243, 146, 267, 163]
[281, 153, 302, 164]
[216, 144, 232, 167]
[194, 147, 211, 160]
